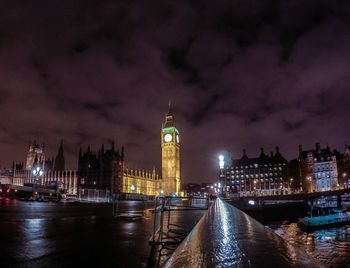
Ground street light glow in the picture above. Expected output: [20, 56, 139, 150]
[218, 155, 225, 169]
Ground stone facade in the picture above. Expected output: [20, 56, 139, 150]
[122, 167, 161, 196]
[299, 143, 339, 192]
[78, 109, 181, 197]
[161, 108, 181, 195]
[11, 141, 77, 195]
[25, 141, 45, 170]
[220, 147, 289, 196]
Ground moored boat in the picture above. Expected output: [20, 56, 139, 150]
[298, 210, 350, 231]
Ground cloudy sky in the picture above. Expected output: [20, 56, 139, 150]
[1, 0, 350, 182]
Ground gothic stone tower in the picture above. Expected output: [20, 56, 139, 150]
[25, 141, 45, 171]
[161, 107, 180, 195]
[54, 140, 65, 171]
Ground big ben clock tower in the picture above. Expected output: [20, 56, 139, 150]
[161, 106, 180, 195]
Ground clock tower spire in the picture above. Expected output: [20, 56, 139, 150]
[161, 105, 180, 195]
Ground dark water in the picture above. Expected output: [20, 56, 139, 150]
[0, 197, 204, 268]
[268, 221, 350, 267]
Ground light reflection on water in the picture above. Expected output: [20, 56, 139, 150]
[269, 221, 350, 267]
[19, 218, 52, 260]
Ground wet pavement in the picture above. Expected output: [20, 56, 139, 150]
[0, 197, 205, 268]
[165, 198, 322, 268]
[0, 198, 154, 267]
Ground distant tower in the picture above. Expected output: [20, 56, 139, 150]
[161, 104, 181, 195]
[54, 140, 65, 171]
[25, 141, 45, 171]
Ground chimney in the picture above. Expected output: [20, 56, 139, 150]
[298, 145, 302, 153]
[242, 149, 247, 157]
[260, 148, 265, 155]
[270, 151, 274, 157]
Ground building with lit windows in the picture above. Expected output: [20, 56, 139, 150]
[220, 147, 289, 196]
[11, 141, 77, 195]
[335, 145, 350, 188]
[78, 107, 181, 198]
[299, 143, 338, 192]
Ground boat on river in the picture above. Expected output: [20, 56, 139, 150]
[298, 210, 350, 231]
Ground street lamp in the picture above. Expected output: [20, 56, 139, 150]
[32, 166, 44, 185]
[289, 178, 294, 194]
[342, 173, 347, 189]
[218, 155, 225, 195]
[307, 176, 313, 192]
[130, 184, 135, 191]
[218, 155, 225, 169]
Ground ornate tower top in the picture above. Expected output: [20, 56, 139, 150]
[161, 105, 181, 195]
[164, 101, 175, 128]
[54, 139, 65, 171]
[26, 140, 45, 170]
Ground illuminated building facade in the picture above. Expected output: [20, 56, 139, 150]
[12, 141, 77, 195]
[342, 146, 350, 187]
[122, 167, 161, 196]
[220, 147, 289, 196]
[10, 109, 181, 198]
[77, 143, 163, 197]
[299, 143, 338, 192]
[78, 109, 181, 197]
[25, 141, 45, 170]
[335, 146, 350, 188]
[161, 107, 181, 195]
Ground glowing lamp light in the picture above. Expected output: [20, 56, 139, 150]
[160, 189, 164, 194]
[130, 185, 135, 191]
[218, 155, 225, 169]
[248, 200, 255, 205]
[32, 167, 43, 176]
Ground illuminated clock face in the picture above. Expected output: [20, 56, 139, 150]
[164, 134, 172, 142]
[176, 135, 179, 143]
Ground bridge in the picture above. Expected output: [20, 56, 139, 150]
[222, 189, 350, 219]
[164, 198, 321, 267]
[235, 188, 350, 201]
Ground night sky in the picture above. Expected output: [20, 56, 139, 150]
[1, 1, 350, 182]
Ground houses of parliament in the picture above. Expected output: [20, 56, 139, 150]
[10, 109, 181, 197]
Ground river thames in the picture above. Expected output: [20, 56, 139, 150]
[268, 221, 350, 267]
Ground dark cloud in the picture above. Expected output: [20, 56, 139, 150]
[1, 0, 350, 182]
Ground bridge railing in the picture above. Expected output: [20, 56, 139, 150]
[164, 198, 322, 268]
